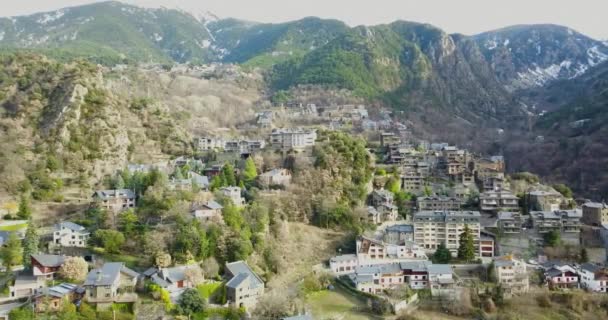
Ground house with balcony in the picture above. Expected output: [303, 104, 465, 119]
[530, 211, 562, 233]
[412, 210, 481, 256]
[92, 189, 136, 212]
[493, 255, 529, 296]
[84, 262, 139, 310]
[53, 221, 89, 248]
[577, 263, 608, 293]
[31, 254, 65, 280]
[384, 224, 415, 244]
[417, 196, 463, 211]
[479, 189, 519, 214]
[543, 263, 579, 289]
[558, 209, 582, 232]
[497, 212, 524, 234]
[329, 254, 358, 276]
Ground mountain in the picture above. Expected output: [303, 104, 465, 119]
[503, 60, 608, 199]
[472, 24, 608, 91]
[0, 52, 262, 199]
[208, 17, 349, 68]
[0, 1, 216, 64]
[269, 21, 517, 123]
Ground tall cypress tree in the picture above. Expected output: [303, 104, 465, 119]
[17, 195, 32, 220]
[22, 221, 39, 269]
[457, 224, 476, 262]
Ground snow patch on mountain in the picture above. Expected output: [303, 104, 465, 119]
[587, 46, 608, 66]
[513, 59, 595, 90]
[37, 9, 66, 25]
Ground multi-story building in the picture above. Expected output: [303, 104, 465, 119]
[417, 196, 462, 211]
[413, 210, 481, 256]
[384, 224, 415, 244]
[493, 255, 529, 296]
[197, 136, 266, 154]
[582, 202, 608, 226]
[92, 189, 136, 212]
[225, 261, 264, 310]
[367, 206, 398, 225]
[497, 212, 524, 234]
[53, 222, 90, 248]
[479, 189, 519, 214]
[577, 263, 608, 293]
[401, 172, 425, 193]
[530, 210, 582, 233]
[270, 128, 316, 151]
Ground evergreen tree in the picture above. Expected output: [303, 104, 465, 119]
[1, 232, 23, 270]
[22, 222, 39, 269]
[114, 174, 125, 189]
[580, 248, 589, 263]
[492, 284, 505, 306]
[210, 175, 222, 191]
[487, 260, 497, 283]
[242, 158, 258, 185]
[221, 163, 237, 186]
[457, 224, 476, 262]
[431, 242, 452, 263]
[17, 195, 32, 220]
[543, 230, 561, 247]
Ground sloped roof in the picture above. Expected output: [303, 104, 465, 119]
[225, 261, 263, 290]
[31, 254, 65, 267]
[84, 262, 138, 286]
[56, 221, 87, 232]
[93, 189, 135, 200]
[226, 273, 249, 289]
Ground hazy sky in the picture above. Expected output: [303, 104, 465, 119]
[3, 0, 607, 39]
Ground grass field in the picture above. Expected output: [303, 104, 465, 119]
[197, 281, 223, 299]
[0, 221, 27, 231]
[306, 286, 383, 320]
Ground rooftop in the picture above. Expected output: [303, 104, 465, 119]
[32, 254, 65, 267]
[56, 221, 87, 232]
[225, 261, 263, 290]
[385, 224, 414, 233]
[93, 189, 135, 200]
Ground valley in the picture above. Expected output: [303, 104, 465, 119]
[0, 1, 607, 320]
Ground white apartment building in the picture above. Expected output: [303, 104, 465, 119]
[413, 210, 481, 256]
[53, 222, 90, 248]
[578, 263, 608, 293]
[493, 255, 529, 296]
[270, 128, 317, 151]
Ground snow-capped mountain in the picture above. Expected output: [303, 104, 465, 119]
[473, 24, 608, 91]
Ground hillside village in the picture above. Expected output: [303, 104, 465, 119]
[0, 86, 607, 320]
[0, 2, 608, 320]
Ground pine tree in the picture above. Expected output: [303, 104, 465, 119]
[22, 222, 39, 269]
[487, 260, 497, 283]
[221, 164, 236, 187]
[174, 167, 184, 180]
[432, 242, 452, 263]
[1, 232, 23, 271]
[457, 224, 476, 262]
[580, 248, 589, 263]
[114, 174, 125, 189]
[241, 158, 258, 185]
[17, 195, 32, 220]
